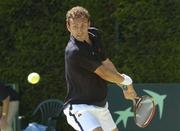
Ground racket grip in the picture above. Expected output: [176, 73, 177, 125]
[132, 99, 136, 105]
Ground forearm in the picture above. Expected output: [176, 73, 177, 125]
[102, 58, 118, 73]
[100, 59, 137, 99]
[1, 96, 10, 120]
[101, 58, 122, 83]
[94, 64, 124, 84]
[95, 58, 132, 85]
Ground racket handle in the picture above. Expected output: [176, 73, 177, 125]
[132, 99, 136, 105]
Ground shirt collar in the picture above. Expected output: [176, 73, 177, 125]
[70, 31, 96, 45]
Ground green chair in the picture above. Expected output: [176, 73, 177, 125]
[32, 99, 64, 131]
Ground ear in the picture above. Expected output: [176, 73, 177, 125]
[66, 21, 71, 32]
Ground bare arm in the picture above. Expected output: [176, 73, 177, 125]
[94, 59, 124, 84]
[95, 58, 138, 100]
[102, 58, 118, 73]
[0, 96, 9, 128]
[2, 96, 9, 120]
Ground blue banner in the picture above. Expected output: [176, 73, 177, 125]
[107, 84, 180, 131]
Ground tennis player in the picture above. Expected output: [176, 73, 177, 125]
[0, 83, 19, 131]
[64, 6, 138, 131]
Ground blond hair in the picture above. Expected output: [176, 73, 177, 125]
[66, 6, 90, 22]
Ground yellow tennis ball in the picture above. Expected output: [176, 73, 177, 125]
[27, 72, 40, 84]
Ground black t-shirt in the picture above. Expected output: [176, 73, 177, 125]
[0, 83, 19, 102]
[64, 27, 108, 107]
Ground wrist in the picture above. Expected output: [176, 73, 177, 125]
[1, 113, 7, 119]
[120, 74, 133, 86]
[2, 113, 7, 116]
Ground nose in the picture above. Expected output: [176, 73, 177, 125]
[77, 28, 82, 35]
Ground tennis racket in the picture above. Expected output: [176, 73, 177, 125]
[132, 95, 156, 128]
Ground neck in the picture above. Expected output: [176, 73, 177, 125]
[85, 38, 91, 44]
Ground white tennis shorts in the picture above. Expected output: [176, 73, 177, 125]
[63, 102, 117, 131]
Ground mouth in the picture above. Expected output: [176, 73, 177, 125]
[76, 35, 83, 40]
[76, 34, 82, 37]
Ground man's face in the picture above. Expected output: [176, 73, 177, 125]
[67, 17, 90, 42]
